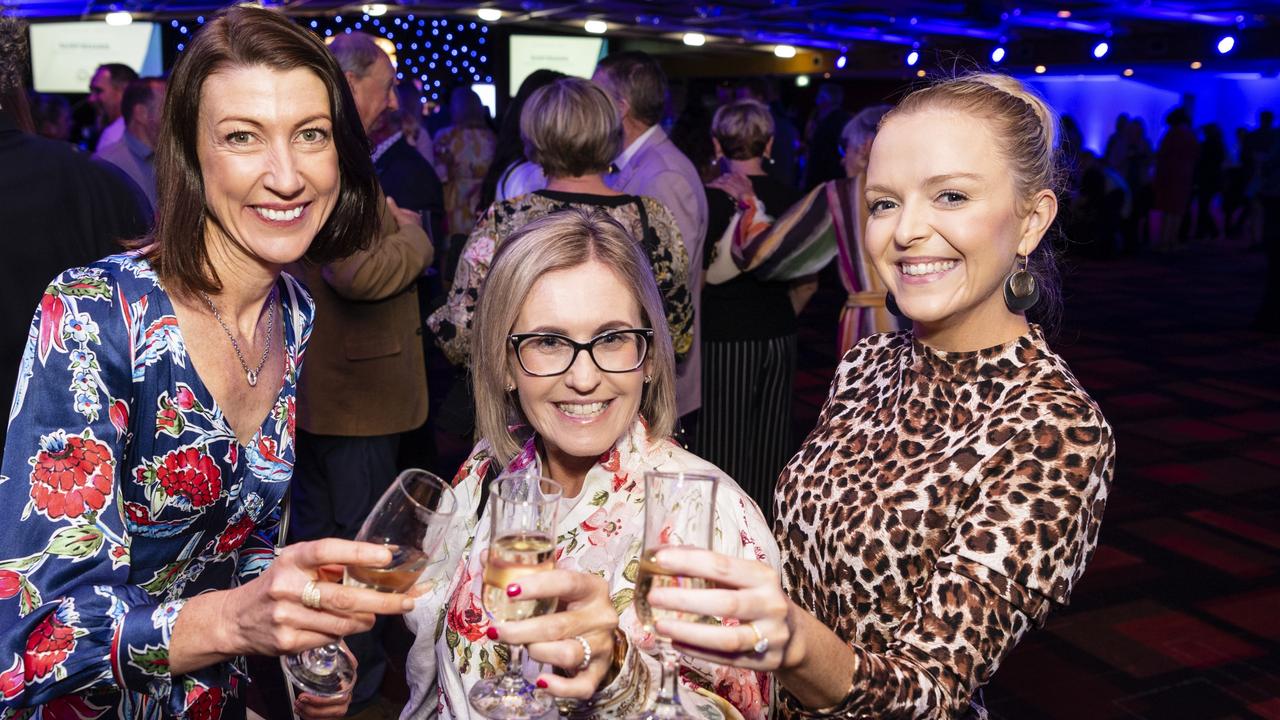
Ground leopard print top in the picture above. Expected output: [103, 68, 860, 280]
[774, 326, 1115, 719]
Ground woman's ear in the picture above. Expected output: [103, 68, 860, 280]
[712, 137, 724, 160]
[1019, 188, 1059, 255]
[764, 136, 775, 158]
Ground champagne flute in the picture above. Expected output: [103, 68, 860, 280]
[629, 471, 719, 720]
[468, 469, 563, 720]
[281, 469, 457, 696]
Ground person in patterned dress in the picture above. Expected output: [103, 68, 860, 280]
[0, 8, 416, 719]
[428, 76, 693, 370]
[643, 74, 1116, 719]
[402, 210, 777, 719]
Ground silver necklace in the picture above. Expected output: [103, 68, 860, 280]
[198, 288, 276, 387]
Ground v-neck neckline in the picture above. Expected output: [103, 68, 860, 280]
[160, 276, 297, 450]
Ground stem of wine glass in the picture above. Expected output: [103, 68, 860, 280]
[651, 638, 684, 718]
[498, 642, 529, 691]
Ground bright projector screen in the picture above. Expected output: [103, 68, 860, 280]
[29, 22, 164, 94]
[508, 35, 606, 96]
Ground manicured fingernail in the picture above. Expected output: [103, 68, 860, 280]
[486, 626, 500, 640]
[402, 598, 416, 611]
[506, 583, 522, 597]
[535, 678, 548, 689]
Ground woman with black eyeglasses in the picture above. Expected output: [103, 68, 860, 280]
[400, 209, 778, 720]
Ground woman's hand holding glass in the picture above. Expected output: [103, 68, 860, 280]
[488, 568, 621, 700]
[642, 548, 801, 673]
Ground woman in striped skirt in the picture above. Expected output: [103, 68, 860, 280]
[693, 99, 802, 521]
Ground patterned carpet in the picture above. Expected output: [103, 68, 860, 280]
[790, 240, 1280, 719]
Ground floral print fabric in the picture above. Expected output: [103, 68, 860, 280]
[0, 253, 314, 719]
[401, 419, 778, 720]
[427, 191, 694, 367]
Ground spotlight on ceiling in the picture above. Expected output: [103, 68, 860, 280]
[774, 44, 797, 58]
[476, 8, 501, 21]
[1092, 41, 1109, 59]
[1057, 9, 1071, 18]
[584, 19, 608, 34]
[361, 3, 387, 16]
[1190, 60, 1203, 69]
[906, 50, 919, 66]
[105, 10, 133, 25]
[683, 32, 706, 47]
[916, 69, 926, 77]
[1217, 35, 1236, 54]
[991, 46, 1005, 63]
[836, 55, 847, 69]
[795, 75, 810, 87]
[1035, 64, 1047, 74]
[1123, 67, 1134, 77]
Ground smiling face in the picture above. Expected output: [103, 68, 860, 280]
[509, 260, 649, 480]
[863, 108, 1055, 350]
[196, 65, 340, 271]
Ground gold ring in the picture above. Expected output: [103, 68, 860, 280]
[301, 579, 323, 610]
[747, 621, 769, 655]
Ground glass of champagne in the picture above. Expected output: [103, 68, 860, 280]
[282, 469, 457, 697]
[630, 471, 719, 720]
[469, 469, 563, 720]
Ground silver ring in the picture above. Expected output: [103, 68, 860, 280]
[572, 635, 592, 671]
[747, 622, 769, 655]
[301, 579, 323, 610]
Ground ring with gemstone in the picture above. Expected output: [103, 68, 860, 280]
[572, 635, 592, 671]
[747, 622, 769, 655]
[301, 579, 323, 610]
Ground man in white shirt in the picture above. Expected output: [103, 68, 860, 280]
[87, 63, 137, 151]
[593, 51, 709, 423]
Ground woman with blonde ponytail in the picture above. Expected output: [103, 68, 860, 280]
[643, 73, 1116, 719]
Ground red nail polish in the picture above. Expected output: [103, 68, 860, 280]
[506, 583, 522, 597]
[535, 678, 548, 689]
[486, 626, 500, 640]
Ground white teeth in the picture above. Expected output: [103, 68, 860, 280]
[900, 260, 958, 276]
[255, 206, 303, 222]
[557, 401, 608, 417]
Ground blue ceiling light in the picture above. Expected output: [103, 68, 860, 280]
[991, 46, 1005, 63]
[1217, 35, 1236, 54]
[1092, 41, 1109, 58]
[836, 55, 847, 69]
[906, 50, 919, 66]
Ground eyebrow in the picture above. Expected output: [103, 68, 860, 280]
[214, 113, 332, 129]
[864, 172, 985, 197]
[520, 320, 636, 337]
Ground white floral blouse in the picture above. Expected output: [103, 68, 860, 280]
[402, 419, 779, 720]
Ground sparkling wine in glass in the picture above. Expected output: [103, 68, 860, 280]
[468, 469, 563, 720]
[281, 469, 457, 696]
[628, 471, 718, 720]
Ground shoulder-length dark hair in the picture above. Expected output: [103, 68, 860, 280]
[145, 5, 380, 297]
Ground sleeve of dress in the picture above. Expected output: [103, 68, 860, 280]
[0, 269, 224, 714]
[785, 400, 1116, 720]
[427, 206, 500, 365]
[638, 200, 694, 361]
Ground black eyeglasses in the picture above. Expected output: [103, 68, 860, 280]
[508, 328, 654, 377]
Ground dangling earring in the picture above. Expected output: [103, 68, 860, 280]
[1003, 254, 1041, 313]
[505, 383, 515, 392]
[643, 375, 652, 384]
[885, 293, 908, 319]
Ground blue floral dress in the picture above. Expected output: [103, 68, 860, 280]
[0, 253, 314, 720]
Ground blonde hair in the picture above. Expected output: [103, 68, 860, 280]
[471, 208, 677, 462]
[881, 72, 1063, 327]
[711, 99, 774, 160]
[520, 77, 622, 179]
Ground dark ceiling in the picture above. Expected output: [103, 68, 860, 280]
[8, 0, 1280, 72]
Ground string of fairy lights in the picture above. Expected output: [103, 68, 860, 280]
[168, 12, 494, 102]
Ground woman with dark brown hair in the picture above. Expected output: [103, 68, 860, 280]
[0, 7, 408, 719]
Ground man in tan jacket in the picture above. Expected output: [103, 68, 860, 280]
[287, 32, 433, 715]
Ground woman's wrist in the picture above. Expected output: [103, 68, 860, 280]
[597, 627, 629, 690]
